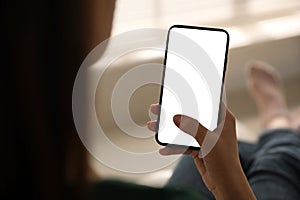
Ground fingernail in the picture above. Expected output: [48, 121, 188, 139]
[173, 115, 181, 126]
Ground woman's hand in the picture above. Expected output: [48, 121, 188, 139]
[147, 103, 256, 200]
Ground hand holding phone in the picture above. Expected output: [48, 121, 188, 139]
[148, 25, 256, 199]
[155, 25, 229, 149]
[148, 102, 256, 200]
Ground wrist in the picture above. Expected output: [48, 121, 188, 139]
[214, 161, 256, 200]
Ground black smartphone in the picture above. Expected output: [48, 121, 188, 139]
[156, 25, 229, 149]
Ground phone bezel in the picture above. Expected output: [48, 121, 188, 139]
[155, 25, 230, 150]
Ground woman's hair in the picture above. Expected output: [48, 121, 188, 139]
[2, 0, 115, 199]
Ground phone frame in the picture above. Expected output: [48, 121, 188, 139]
[155, 25, 230, 150]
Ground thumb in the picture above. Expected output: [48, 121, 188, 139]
[173, 114, 208, 145]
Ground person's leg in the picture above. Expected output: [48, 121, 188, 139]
[246, 61, 300, 199]
[247, 61, 291, 130]
[247, 128, 300, 199]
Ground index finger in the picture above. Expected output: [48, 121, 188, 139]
[173, 114, 208, 146]
[150, 103, 160, 115]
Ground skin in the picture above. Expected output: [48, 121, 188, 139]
[246, 61, 289, 129]
[147, 103, 256, 200]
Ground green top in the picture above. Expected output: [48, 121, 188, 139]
[88, 179, 206, 200]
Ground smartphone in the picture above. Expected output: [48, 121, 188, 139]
[156, 25, 229, 149]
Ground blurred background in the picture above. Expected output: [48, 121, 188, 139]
[92, 0, 300, 187]
[5, 0, 300, 199]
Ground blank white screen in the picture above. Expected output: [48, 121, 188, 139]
[158, 26, 228, 148]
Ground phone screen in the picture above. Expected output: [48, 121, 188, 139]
[156, 25, 229, 149]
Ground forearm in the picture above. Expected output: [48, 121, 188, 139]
[213, 162, 256, 200]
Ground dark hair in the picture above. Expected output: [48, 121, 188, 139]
[2, 0, 115, 199]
